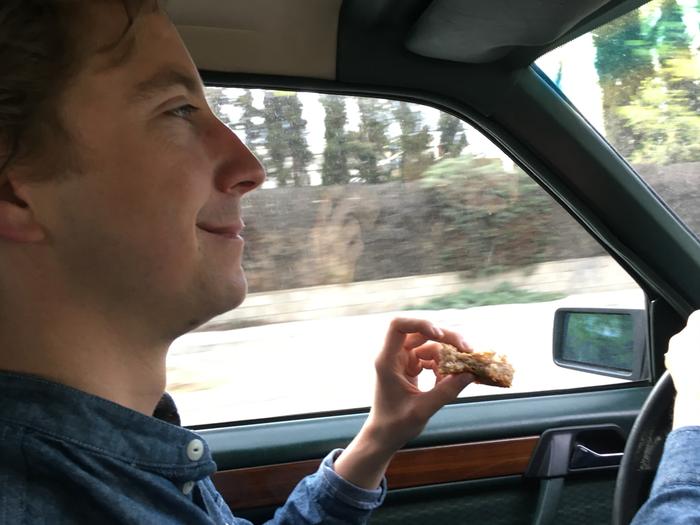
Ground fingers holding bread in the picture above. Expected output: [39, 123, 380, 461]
[437, 343, 514, 388]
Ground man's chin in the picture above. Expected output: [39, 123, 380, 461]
[168, 275, 248, 337]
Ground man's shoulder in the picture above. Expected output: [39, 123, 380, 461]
[0, 416, 27, 465]
[0, 432, 92, 525]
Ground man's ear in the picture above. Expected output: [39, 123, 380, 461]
[0, 177, 46, 243]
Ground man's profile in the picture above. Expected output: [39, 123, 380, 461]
[0, 1, 475, 522]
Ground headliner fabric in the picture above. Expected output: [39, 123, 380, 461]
[167, 0, 341, 79]
[406, 0, 612, 63]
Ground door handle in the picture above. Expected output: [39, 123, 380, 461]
[525, 425, 626, 525]
[570, 443, 623, 470]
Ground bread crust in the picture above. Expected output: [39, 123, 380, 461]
[437, 343, 514, 388]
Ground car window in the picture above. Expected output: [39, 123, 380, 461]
[167, 89, 647, 426]
[536, 0, 700, 236]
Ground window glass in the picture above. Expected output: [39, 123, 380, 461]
[167, 89, 646, 426]
[536, 0, 700, 235]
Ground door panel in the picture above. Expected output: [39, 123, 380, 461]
[369, 471, 617, 525]
[204, 387, 649, 523]
[372, 477, 539, 525]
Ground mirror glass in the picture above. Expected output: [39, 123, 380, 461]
[561, 313, 635, 372]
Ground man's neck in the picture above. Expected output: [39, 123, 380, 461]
[0, 304, 171, 416]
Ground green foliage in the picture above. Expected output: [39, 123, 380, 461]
[619, 75, 700, 163]
[593, 10, 654, 158]
[420, 155, 554, 275]
[617, 0, 700, 164]
[655, 0, 700, 113]
[593, 0, 700, 164]
[407, 282, 564, 310]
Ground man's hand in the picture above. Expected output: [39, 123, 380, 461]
[666, 310, 700, 430]
[334, 318, 475, 489]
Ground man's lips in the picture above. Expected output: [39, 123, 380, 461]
[197, 221, 244, 239]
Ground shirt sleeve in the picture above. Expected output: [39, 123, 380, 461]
[265, 448, 386, 524]
[631, 427, 700, 524]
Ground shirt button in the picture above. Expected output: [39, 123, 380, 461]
[186, 438, 204, 461]
[182, 481, 195, 495]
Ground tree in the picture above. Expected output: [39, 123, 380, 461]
[285, 95, 313, 187]
[205, 87, 236, 129]
[655, 0, 700, 113]
[234, 89, 263, 155]
[437, 112, 467, 158]
[320, 95, 350, 185]
[261, 92, 290, 186]
[346, 98, 392, 184]
[260, 92, 312, 187]
[393, 102, 434, 181]
[618, 75, 700, 164]
[593, 10, 655, 158]
[616, 0, 700, 164]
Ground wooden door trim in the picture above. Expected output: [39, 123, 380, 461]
[213, 435, 539, 510]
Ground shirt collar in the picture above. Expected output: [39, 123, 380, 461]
[0, 371, 216, 482]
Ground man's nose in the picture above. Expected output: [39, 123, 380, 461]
[213, 121, 266, 195]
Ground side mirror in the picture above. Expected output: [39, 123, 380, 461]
[553, 308, 647, 381]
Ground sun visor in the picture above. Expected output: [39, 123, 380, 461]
[406, 0, 611, 63]
[166, 0, 341, 79]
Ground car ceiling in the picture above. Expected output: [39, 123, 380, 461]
[167, 0, 648, 78]
[166, 0, 341, 79]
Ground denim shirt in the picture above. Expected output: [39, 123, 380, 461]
[0, 372, 385, 524]
[632, 427, 700, 524]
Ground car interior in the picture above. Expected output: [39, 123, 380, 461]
[162, 1, 700, 523]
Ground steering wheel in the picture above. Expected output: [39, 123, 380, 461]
[611, 371, 674, 525]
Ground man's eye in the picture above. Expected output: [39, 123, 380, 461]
[168, 104, 199, 120]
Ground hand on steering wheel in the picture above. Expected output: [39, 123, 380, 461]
[612, 310, 700, 525]
[666, 311, 700, 430]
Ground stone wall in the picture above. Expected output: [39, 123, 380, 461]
[240, 162, 698, 293]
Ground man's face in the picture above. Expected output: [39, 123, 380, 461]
[20, 4, 265, 337]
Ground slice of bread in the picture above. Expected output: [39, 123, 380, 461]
[437, 343, 514, 388]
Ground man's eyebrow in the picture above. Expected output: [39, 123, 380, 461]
[129, 68, 204, 103]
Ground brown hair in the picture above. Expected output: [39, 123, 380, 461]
[0, 0, 155, 179]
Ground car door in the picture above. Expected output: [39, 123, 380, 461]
[166, 0, 699, 523]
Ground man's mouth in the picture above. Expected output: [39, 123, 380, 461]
[197, 221, 244, 240]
